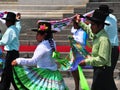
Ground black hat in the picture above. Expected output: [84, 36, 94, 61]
[32, 22, 51, 33]
[99, 5, 113, 14]
[86, 9, 109, 25]
[2, 12, 16, 22]
[32, 21, 57, 33]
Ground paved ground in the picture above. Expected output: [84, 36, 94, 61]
[64, 77, 120, 90]
[9, 77, 120, 90]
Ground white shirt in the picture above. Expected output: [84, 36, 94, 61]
[0, 25, 20, 51]
[16, 40, 58, 71]
[71, 27, 88, 58]
[104, 14, 119, 46]
[71, 27, 87, 47]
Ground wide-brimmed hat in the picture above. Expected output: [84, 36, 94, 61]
[86, 9, 109, 25]
[32, 22, 52, 33]
[31, 21, 57, 33]
[99, 5, 113, 14]
[2, 12, 16, 22]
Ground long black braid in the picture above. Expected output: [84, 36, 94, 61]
[48, 38, 55, 52]
[44, 31, 55, 52]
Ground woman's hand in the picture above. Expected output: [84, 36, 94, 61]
[86, 55, 91, 58]
[76, 14, 81, 23]
[11, 60, 17, 66]
[72, 14, 81, 23]
[79, 60, 86, 66]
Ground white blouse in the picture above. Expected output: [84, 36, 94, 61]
[71, 27, 87, 46]
[16, 40, 58, 71]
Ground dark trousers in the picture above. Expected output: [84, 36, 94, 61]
[91, 66, 117, 90]
[0, 50, 19, 90]
[110, 46, 119, 90]
[111, 46, 119, 73]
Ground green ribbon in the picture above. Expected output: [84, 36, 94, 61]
[52, 51, 71, 69]
[78, 65, 90, 90]
[52, 51, 90, 90]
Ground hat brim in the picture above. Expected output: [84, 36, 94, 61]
[2, 18, 18, 21]
[31, 28, 57, 33]
[108, 9, 113, 13]
[86, 16, 109, 25]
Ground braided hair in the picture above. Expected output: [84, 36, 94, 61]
[48, 38, 55, 52]
[45, 32, 55, 52]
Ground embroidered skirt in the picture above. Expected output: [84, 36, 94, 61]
[13, 66, 68, 90]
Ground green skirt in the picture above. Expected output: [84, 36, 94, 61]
[13, 66, 68, 90]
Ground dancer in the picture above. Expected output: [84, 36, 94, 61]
[69, 17, 90, 90]
[11, 21, 68, 90]
[74, 9, 115, 90]
[99, 5, 119, 89]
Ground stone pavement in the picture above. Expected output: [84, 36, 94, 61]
[10, 77, 120, 90]
[64, 77, 120, 90]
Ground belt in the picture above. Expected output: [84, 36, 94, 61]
[7, 50, 18, 52]
[93, 66, 110, 70]
[112, 46, 119, 48]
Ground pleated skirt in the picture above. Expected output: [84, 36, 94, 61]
[13, 66, 68, 90]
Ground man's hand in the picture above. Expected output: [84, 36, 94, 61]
[79, 60, 86, 66]
[16, 13, 21, 20]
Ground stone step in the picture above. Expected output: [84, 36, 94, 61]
[63, 12, 120, 22]
[3, 49, 120, 78]
[89, 0, 120, 2]
[74, 7, 87, 14]
[20, 40, 70, 46]
[0, 4, 85, 19]
[0, 0, 17, 2]
[86, 2, 120, 14]
[63, 13, 78, 18]
[0, 0, 89, 5]
[21, 14, 62, 19]
[20, 10, 73, 19]
[60, 68, 120, 78]
[20, 31, 120, 41]
[19, 33, 120, 42]
[86, 2, 120, 8]
[19, 38, 120, 46]
[0, 5, 84, 11]
[26, 29, 72, 35]
[19, 33, 92, 45]
[2, 51, 119, 78]
[20, 34, 69, 40]
[18, 51, 69, 58]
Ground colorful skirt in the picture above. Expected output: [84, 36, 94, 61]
[13, 66, 68, 90]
